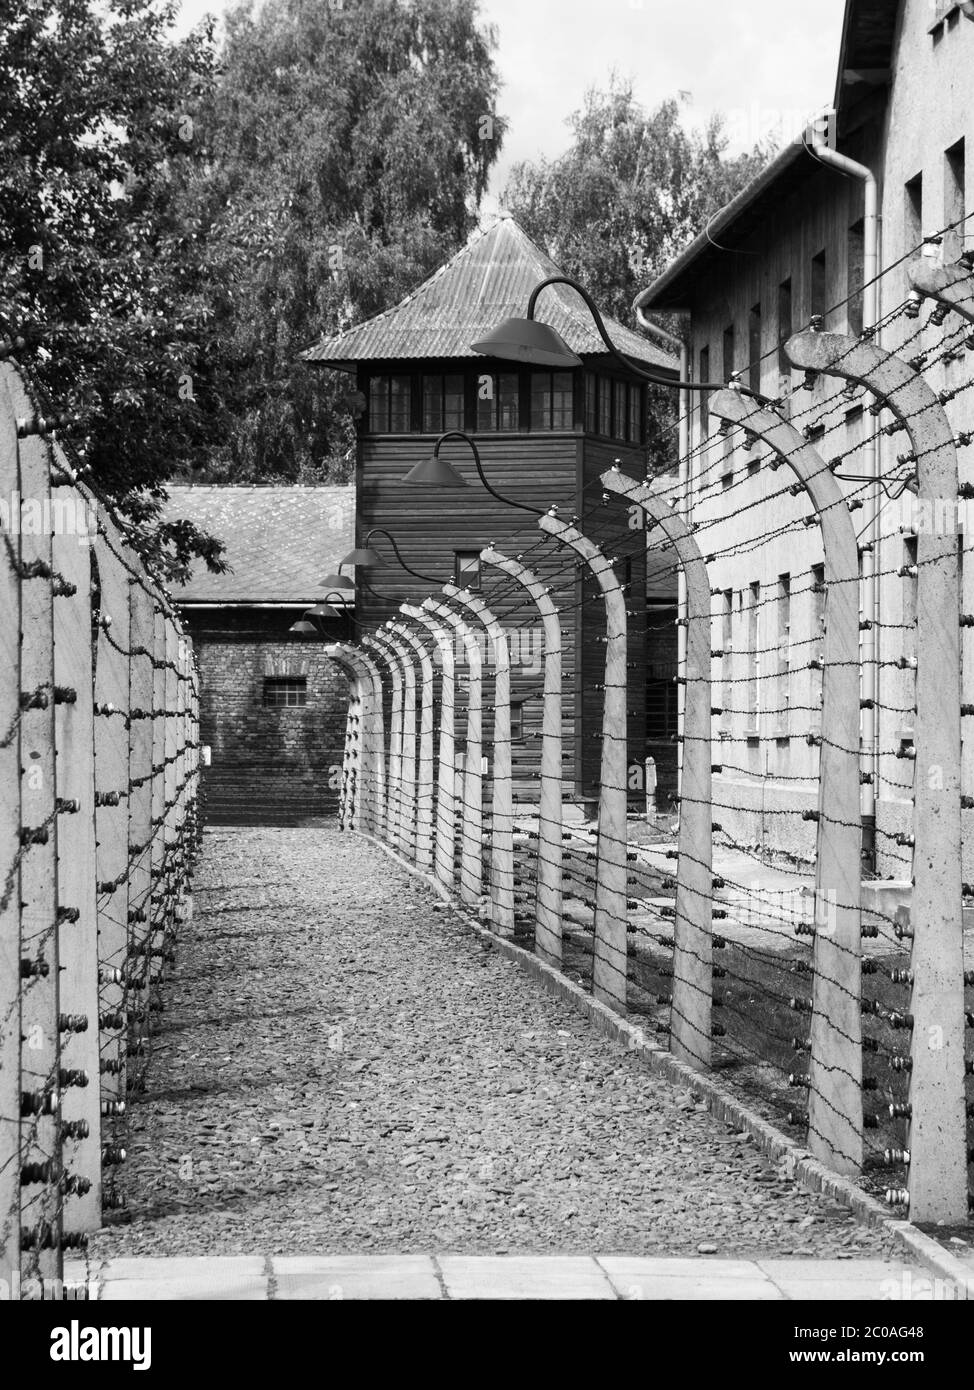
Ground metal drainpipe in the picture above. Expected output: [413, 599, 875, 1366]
[635, 308, 689, 804]
[808, 130, 881, 870]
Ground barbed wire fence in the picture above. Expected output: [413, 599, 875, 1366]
[0, 354, 201, 1299]
[331, 234, 974, 1232]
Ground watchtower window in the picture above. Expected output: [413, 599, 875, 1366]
[422, 373, 464, 433]
[454, 551, 482, 590]
[368, 373, 411, 433]
[263, 677, 307, 708]
[476, 372, 519, 431]
[530, 371, 574, 430]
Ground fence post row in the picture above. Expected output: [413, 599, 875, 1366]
[424, 597, 484, 910]
[711, 393, 864, 1172]
[401, 604, 456, 892]
[51, 446, 101, 1233]
[328, 653, 362, 830]
[361, 634, 405, 855]
[480, 548, 564, 965]
[442, 584, 514, 937]
[327, 642, 383, 837]
[602, 468, 714, 1070]
[375, 628, 418, 861]
[0, 358, 200, 1298]
[388, 620, 436, 874]
[0, 362, 22, 1290]
[788, 324, 967, 1223]
[538, 513, 629, 1011]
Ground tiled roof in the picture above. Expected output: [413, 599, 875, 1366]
[163, 485, 355, 603]
[302, 216, 677, 371]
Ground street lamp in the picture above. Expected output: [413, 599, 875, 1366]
[341, 527, 441, 583]
[470, 275, 762, 399]
[289, 591, 351, 636]
[401, 430, 543, 515]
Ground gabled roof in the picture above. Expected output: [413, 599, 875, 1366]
[302, 215, 677, 372]
[163, 485, 354, 604]
[636, 0, 900, 313]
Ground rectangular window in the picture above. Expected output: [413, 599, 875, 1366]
[585, 373, 597, 432]
[599, 376, 611, 436]
[368, 373, 412, 432]
[511, 702, 524, 742]
[905, 173, 923, 258]
[698, 344, 710, 443]
[810, 249, 827, 323]
[476, 372, 519, 431]
[902, 536, 919, 715]
[847, 219, 865, 337]
[530, 371, 574, 430]
[721, 590, 733, 736]
[748, 304, 762, 395]
[423, 372, 464, 433]
[945, 139, 966, 261]
[747, 581, 760, 734]
[628, 383, 642, 443]
[776, 573, 791, 737]
[263, 677, 307, 708]
[454, 551, 481, 590]
[777, 278, 793, 402]
[613, 380, 626, 441]
[810, 563, 825, 733]
[722, 326, 735, 477]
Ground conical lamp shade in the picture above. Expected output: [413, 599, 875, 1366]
[402, 453, 469, 487]
[321, 572, 354, 590]
[305, 603, 339, 619]
[342, 546, 381, 566]
[471, 317, 582, 367]
[289, 619, 318, 636]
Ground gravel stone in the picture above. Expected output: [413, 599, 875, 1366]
[90, 827, 901, 1260]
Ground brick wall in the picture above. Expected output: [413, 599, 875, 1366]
[183, 609, 351, 825]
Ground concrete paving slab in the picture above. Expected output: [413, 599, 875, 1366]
[272, 1255, 441, 1301]
[97, 1256, 265, 1281]
[438, 1255, 616, 1300]
[757, 1259, 913, 1302]
[96, 1257, 267, 1301]
[100, 1276, 268, 1301]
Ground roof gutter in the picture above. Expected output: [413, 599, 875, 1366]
[806, 125, 880, 854]
[635, 307, 691, 793]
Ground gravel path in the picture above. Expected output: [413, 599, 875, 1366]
[89, 826, 900, 1259]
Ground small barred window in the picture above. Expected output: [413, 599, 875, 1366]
[263, 677, 307, 708]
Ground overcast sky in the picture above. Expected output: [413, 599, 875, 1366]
[174, 0, 848, 200]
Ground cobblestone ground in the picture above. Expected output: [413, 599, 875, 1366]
[89, 827, 901, 1259]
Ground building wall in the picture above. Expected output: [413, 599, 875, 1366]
[681, 0, 974, 873]
[184, 609, 351, 825]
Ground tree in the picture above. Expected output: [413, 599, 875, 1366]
[183, 0, 505, 485]
[503, 81, 773, 471]
[0, 0, 227, 581]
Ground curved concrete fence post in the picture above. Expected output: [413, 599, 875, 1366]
[443, 583, 514, 937]
[362, 634, 404, 850]
[788, 326, 966, 1221]
[402, 604, 457, 891]
[326, 644, 380, 836]
[324, 648, 364, 830]
[907, 254, 974, 325]
[373, 628, 418, 861]
[602, 468, 714, 1070]
[389, 619, 435, 873]
[538, 513, 628, 1011]
[425, 597, 483, 909]
[481, 547, 564, 966]
[712, 393, 863, 1162]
